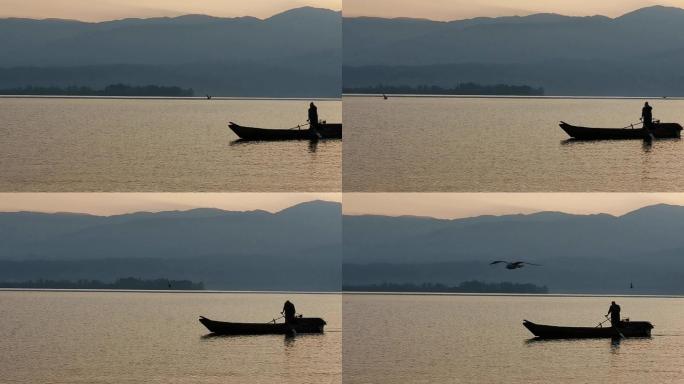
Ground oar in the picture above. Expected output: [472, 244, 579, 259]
[600, 314, 626, 338]
[612, 316, 626, 339]
[288, 122, 310, 130]
[623, 121, 643, 129]
[268, 314, 284, 324]
[596, 315, 611, 328]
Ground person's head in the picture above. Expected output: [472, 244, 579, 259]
[310, 102, 315, 107]
[611, 301, 616, 305]
[645, 102, 650, 107]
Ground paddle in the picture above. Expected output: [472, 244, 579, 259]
[623, 121, 643, 129]
[289, 122, 310, 130]
[599, 314, 626, 338]
[596, 315, 611, 328]
[613, 318, 626, 339]
[269, 314, 284, 324]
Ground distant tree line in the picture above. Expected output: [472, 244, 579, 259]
[0, 277, 204, 290]
[0, 84, 194, 97]
[343, 281, 548, 294]
[343, 83, 544, 96]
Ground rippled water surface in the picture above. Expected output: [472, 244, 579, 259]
[0, 98, 341, 191]
[343, 294, 684, 383]
[344, 96, 684, 191]
[0, 291, 341, 384]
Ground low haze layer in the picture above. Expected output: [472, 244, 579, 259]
[1, 7, 341, 97]
[344, 202, 684, 294]
[344, 5, 684, 96]
[0, 200, 341, 291]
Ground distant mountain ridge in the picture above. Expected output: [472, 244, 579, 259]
[343, 6, 684, 95]
[0, 200, 341, 291]
[0, 7, 341, 97]
[344, 203, 684, 294]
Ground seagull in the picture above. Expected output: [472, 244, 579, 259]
[490, 261, 542, 270]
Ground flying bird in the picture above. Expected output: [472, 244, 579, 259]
[490, 261, 542, 270]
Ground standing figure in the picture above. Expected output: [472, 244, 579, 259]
[606, 301, 621, 328]
[642, 102, 653, 128]
[282, 300, 296, 324]
[308, 102, 319, 129]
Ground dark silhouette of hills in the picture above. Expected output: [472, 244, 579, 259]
[0, 84, 194, 96]
[343, 83, 544, 95]
[0, 7, 341, 97]
[0, 277, 204, 290]
[343, 281, 548, 294]
[343, 6, 684, 96]
[0, 200, 341, 291]
[343, 204, 684, 294]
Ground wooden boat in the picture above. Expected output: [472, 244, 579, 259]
[559, 121, 682, 140]
[199, 316, 326, 335]
[523, 319, 653, 339]
[229, 122, 342, 141]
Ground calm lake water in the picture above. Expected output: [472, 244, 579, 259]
[343, 294, 684, 383]
[344, 96, 684, 191]
[0, 291, 341, 384]
[0, 98, 341, 191]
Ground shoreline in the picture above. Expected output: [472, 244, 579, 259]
[342, 93, 682, 100]
[0, 95, 342, 101]
[0, 288, 342, 294]
[342, 291, 684, 298]
[3, 288, 683, 298]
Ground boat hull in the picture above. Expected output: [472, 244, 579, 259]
[523, 320, 653, 339]
[199, 316, 326, 335]
[229, 122, 342, 141]
[560, 121, 682, 140]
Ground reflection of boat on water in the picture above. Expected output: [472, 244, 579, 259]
[199, 316, 326, 335]
[559, 121, 682, 140]
[523, 319, 653, 339]
[228, 122, 342, 141]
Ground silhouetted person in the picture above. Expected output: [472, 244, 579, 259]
[642, 102, 653, 128]
[308, 102, 319, 129]
[607, 301, 621, 328]
[282, 300, 296, 324]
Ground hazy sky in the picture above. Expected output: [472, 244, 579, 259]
[0, 0, 340, 21]
[344, 0, 684, 20]
[344, 193, 684, 219]
[0, 193, 340, 216]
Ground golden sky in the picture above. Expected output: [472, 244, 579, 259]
[344, 193, 684, 219]
[344, 0, 684, 20]
[0, 193, 340, 215]
[0, 0, 340, 21]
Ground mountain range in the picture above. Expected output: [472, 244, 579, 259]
[0, 7, 341, 97]
[0, 200, 341, 291]
[343, 204, 684, 294]
[343, 6, 684, 96]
